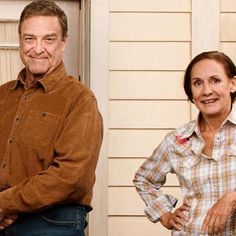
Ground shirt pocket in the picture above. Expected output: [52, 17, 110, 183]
[20, 110, 60, 147]
[227, 144, 236, 156]
[225, 144, 236, 190]
[177, 154, 201, 190]
[179, 155, 200, 169]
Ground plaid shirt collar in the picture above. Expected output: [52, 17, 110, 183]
[178, 102, 236, 140]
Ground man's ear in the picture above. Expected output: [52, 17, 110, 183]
[62, 35, 68, 52]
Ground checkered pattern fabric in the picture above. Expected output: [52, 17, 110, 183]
[134, 105, 236, 236]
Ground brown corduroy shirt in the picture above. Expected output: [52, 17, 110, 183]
[0, 62, 103, 214]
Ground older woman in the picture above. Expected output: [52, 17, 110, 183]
[133, 51, 236, 235]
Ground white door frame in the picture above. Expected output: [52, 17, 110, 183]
[0, 0, 109, 235]
[89, 0, 109, 236]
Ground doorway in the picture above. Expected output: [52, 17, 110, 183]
[0, 0, 90, 85]
[0, 0, 91, 234]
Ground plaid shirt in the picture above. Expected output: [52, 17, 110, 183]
[134, 105, 236, 236]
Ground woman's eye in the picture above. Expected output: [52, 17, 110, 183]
[211, 78, 220, 84]
[193, 80, 201, 86]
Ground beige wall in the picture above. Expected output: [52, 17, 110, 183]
[103, 0, 234, 235]
[1, 0, 236, 235]
[221, 0, 236, 62]
[108, 1, 190, 235]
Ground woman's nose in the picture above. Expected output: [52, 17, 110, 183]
[202, 83, 213, 95]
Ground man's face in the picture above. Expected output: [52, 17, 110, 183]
[19, 15, 67, 77]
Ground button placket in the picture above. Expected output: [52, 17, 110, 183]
[1, 91, 32, 173]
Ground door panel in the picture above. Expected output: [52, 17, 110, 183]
[0, 0, 80, 84]
[0, 1, 89, 235]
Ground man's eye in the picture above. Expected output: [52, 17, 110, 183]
[46, 37, 55, 42]
[24, 37, 34, 41]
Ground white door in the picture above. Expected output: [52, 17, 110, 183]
[0, 0, 83, 84]
[0, 0, 91, 235]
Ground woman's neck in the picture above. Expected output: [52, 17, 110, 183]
[199, 112, 229, 133]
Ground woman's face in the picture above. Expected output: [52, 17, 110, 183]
[191, 59, 236, 119]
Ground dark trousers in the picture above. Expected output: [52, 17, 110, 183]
[0, 204, 87, 236]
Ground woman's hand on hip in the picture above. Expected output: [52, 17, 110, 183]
[160, 203, 190, 231]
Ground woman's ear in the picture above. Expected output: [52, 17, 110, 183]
[230, 76, 236, 93]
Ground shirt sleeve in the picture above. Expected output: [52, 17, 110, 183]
[133, 137, 178, 223]
[0, 95, 103, 213]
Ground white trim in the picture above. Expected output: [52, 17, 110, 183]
[89, 0, 109, 236]
[192, 0, 220, 57]
[191, 0, 220, 120]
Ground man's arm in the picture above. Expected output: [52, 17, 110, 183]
[0, 95, 103, 214]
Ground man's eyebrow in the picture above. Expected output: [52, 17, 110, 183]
[22, 33, 58, 37]
[22, 33, 35, 37]
[44, 33, 58, 37]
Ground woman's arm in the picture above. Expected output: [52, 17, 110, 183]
[201, 191, 236, 235]
[133, 137, 178, 223]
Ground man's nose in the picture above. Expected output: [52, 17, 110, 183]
[34, 40, 45, 54]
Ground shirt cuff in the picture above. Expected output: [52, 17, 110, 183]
[144, 194, 178, 223]
[0, 187, 18, 213]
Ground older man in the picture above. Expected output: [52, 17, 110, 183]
[0, 0, 103, 235]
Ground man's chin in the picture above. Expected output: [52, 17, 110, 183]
[33, 73, 46, 79]
[28, 67, 48, 77]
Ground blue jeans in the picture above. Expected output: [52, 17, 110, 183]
[0, 204, 88, 236]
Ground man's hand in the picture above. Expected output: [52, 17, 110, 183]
[201, 192, 236, 235]
[0, 209, 18, 230]
[160, 203, 190, 231]
[0, 213, 18, 230]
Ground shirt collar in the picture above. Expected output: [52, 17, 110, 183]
[11, 69, 26, 90]
[11, 62, 66, 93]
[176, 120, 197, 139]
[178, 102, 236, 140]
[226, 102, 236, 125]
